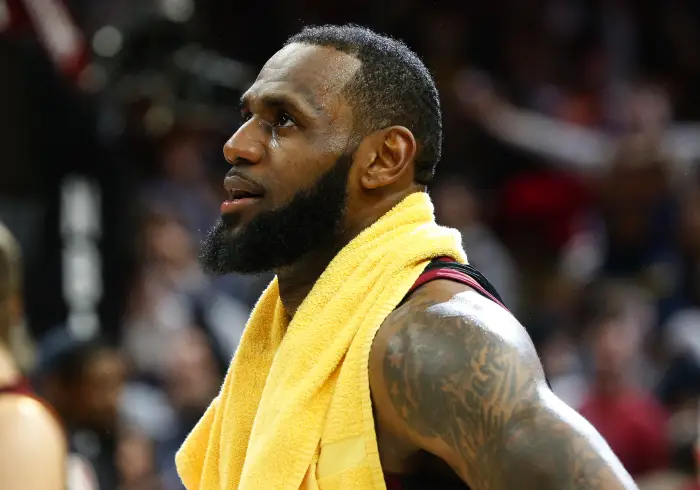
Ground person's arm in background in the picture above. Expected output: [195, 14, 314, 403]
[480, 102, 612, 170]
[454, 71, 612, 171]
[0, 395, 66, 490]
[455, 71, 700, 174]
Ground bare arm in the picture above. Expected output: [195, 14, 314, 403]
[453, 72, 611, 170]
[370, 282, 638, 490]
[0, 395, 66, 490]
[484, 105, 613, 170]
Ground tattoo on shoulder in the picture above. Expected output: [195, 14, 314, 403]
[381, 288, 624, 490]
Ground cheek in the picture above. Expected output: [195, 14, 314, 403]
[318, 128, 351, 155]
[265, 169, 309, 207]
[267, 155, 336, 201]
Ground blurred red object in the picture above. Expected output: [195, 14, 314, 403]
[0, 0, 86, 81]
[580, 390, 670, 478]
[500, 171, 591, 250]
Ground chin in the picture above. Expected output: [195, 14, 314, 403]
[220, 211, 244, 229]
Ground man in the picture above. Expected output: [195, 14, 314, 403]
[0, 222, 66, 490]
[184, 25, 637, 489]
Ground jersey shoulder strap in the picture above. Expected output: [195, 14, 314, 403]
[404, 257, 509, 311]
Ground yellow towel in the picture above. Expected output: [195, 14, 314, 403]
[176, 191, 467, 490]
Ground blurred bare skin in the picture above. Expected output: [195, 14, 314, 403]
[0, 224, 66, 490]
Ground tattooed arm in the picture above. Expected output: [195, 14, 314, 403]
[370, 280, 638, 489]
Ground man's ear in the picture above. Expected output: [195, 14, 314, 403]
[357, 126, 417, 190]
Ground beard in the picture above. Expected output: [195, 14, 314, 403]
[200, 153, 353, 275]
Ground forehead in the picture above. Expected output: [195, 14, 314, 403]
[248, 43, 361, 114]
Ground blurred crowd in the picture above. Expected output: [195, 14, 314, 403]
[2, 0, 700, 489]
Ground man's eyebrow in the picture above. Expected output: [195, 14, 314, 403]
[239, 89, 324, 116]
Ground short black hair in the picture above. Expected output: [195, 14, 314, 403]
[36, 331, 111, 386]
[46, 342, 102, 384]
[285, 24, 442, 186]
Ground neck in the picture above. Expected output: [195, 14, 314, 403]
[277, 245, 342, 318]
[276, 188, 420, 317]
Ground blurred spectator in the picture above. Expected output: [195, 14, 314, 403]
[539, 321, 587, 409]
[557, 135, 681, 315]
[596, 137, 679, 286]
[637, 354, 700, 490]
[158, 328, 222, 490]
[122, 211, 248, 380]
[144, 128, 221, 240]
[659, 183, 700, 327]
[116, 427, 163, 490]
[577, 280, 669, 478]
[118, 328, 221, 490]
[0, 221, 72, 490]
[36, 331, 127, 490]
[432, 176, 520, 311]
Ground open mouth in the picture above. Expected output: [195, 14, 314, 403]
[229, 189, 263, 200]
[222, 174, 266, 214]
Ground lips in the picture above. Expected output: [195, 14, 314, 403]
[223, 174, 266, 201]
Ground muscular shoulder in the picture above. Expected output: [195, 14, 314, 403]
[369, 279, 547, 469]
[371, 280, 545, 428]
[0, 395, 66, 490]
[375, 278, 543, 371]
[370, 280, 636, 489]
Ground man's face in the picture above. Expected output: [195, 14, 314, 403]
[201, 44, 362, 275]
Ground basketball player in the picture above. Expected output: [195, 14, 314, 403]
[0, 223, 66, 489]
[198, 25, 638, 489]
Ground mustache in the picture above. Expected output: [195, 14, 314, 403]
[224, 166, 265, 189]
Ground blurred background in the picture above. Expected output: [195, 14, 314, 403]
[2, 0, 700, 489]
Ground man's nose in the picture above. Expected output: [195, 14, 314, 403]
[223, 121, 265, 165]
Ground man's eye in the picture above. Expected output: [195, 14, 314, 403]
[276, 113, 296, 128]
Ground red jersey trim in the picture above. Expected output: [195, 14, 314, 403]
[407, 266, 509, 312]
